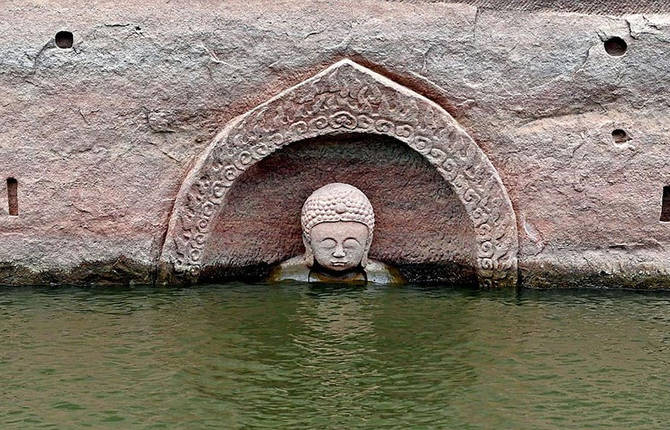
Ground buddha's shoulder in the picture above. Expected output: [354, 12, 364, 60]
[365, 260, 406, 285]
[268, 256, 310, 282]
[268, 257, 405, 285]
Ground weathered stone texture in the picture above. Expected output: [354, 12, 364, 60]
[206, 135, 477, 280]
[160, 60, 518, 287]
[1, 0, 668, 287]
[411, 0, 670, 14]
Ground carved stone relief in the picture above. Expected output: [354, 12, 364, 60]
[159, 59, 519, 287]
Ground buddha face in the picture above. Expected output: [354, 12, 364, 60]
[309, 221, 369, 272]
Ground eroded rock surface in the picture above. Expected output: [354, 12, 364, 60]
[1, 0, 668, 287]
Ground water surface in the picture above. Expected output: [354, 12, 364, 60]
[2, 284, 670, 429]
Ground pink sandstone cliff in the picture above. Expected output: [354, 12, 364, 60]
[1, 0, 669, 288]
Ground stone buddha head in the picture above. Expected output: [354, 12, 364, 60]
[301, 183, 375, 272]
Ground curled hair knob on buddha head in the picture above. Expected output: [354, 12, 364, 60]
[301, 183, 375, 268]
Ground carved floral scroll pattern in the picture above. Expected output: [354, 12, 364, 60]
[164, 60, 518, 286]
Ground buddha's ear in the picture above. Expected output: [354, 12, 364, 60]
[361, 230, 372, 268]
[302, 234, 314, 267]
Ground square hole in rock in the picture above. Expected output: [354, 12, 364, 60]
[7, 178, 18, 216]
[661, 186, 670, 222]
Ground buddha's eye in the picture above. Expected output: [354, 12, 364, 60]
[320, 239, 336, 249]
[343, 238, 361, 249]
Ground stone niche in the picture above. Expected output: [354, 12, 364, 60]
[203, 134, 477, 284]
[159, 60, 519, 287]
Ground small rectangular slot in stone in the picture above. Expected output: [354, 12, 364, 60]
[661, 186, 670, 222]
[7, 177, 18, 216]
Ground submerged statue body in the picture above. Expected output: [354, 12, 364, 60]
[269, 183, 404, 284]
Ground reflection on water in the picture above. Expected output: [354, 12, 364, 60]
[2, 284, 670, 429]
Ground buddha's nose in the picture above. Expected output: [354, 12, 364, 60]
[333, 245, 345, 258]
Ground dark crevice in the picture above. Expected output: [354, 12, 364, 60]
[55, 31, 73, 49]
[604, 37, 627, 56]
[7, 178, 18, 216]
[661, 186, 670, 222]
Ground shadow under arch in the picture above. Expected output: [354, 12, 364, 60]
[159, 59, 518, 287]
[200, 133, 478, 285]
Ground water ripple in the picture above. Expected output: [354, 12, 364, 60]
[1, 285, 670, 428]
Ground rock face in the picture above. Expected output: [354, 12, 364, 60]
[204, 135, 477, 284]
[1, 0, 669, 288]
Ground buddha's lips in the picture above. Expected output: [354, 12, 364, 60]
[330, 261, 348, 267]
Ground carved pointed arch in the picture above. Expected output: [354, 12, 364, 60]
[160, 59, 518, 287]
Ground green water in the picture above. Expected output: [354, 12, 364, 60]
[2, 284, 670, 429]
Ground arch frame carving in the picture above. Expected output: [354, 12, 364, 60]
[159, 59, 519, 287]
